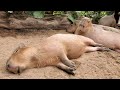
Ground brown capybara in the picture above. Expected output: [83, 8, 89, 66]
[74, 17, 120, 52]
[66, 20, 81, 33]
[92, 24, 120, 34]
[6, 34, 109, 75]
[67, 22, 120, 34]
[98, 14, 116, 27]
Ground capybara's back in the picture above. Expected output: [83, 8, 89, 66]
[99, 14, 116, 27]
[75, 17, 120, 51]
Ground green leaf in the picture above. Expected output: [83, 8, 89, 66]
[53, 11, 64, 15]
[67, 14, 75, 23]
[33, 11, 44, 18]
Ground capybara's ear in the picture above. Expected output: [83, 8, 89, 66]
[90, 18, 92, 21]
[77, 16, 84, 20]
[19, 43, 26, 48]
[13, 43, 26, 53]
[81, 16, 85, 19]
[74, 20, 80, 26]
[13, 46, 20, 53]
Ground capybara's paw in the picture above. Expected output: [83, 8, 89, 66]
[99, 47, 111, 51]
[66, 67, 76, 75]
[68, 61, 75, 68]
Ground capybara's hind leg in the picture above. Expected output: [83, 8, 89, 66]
[91, 43, 104, 47]
[85, 46, 110, 53]
[59, 53, 75, 68]
[87, 40, 104, 47]
[56, 62, 76, 75]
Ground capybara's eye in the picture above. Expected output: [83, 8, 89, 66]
[79, 24, 82, 26]
[14, 49, 19, 53]
[88, 21, 90, 23]
[79, 24, 84, 28]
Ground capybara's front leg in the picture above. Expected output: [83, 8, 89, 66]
[59, 53, 75, 68]
[85, 46, 110, 53]
[56, 62, 76, 75]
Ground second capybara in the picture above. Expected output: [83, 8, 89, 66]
[74, 17, 120, 52]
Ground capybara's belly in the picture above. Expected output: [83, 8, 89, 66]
[46, 34, 89, 59]
[88, 31, 120, 49]
[66, 42, 86, 59]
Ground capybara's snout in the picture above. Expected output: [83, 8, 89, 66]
[6, 62, 25, 74]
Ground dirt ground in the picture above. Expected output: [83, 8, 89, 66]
[0, 29, 120, 79]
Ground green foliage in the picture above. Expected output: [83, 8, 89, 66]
[53, 11, 64, 15]
[66, 11, 78, 23]
[16, 11, 114, 24]
[67, 14, 75, 23]
[76, 11, 109, 23]
[33, 11, 45, 18]
[27, 11, 34, 16]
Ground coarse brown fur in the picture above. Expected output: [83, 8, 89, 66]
[6, 34, 108, 75]
[74, 17, 120, 52]
[98, 14, 116, 27]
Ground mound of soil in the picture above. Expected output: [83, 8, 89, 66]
[0, 11, 71, 30]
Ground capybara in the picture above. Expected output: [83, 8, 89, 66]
[66, 20, 80, 33]
[67, 22, 120, 34]
[74, 17, 120, 52]
[98, 13, 116, 27]
[6, 34, 108, 75]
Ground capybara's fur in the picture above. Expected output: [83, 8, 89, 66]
[98, 14, 116, 27]
[66, 20, 80, 33]
[92, 24, 120, 34]
[67, 24, 77, 33]
[74, 17, 120, 52]
[67, 22, 120, 34]
[6, 34, 108, 75]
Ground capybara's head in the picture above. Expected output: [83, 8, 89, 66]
[6, 45, 37, 74]
[75, 17, 92, 34]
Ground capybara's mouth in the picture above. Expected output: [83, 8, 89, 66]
[17, 67, 21, 74]
[7, 68, 23, 75]
[7, 68, 19, 74]
[6, 64, 24, 75]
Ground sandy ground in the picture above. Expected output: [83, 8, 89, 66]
[0, 29, 120, 79]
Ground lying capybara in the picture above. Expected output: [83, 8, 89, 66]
[92, 24, 120, 34]
[74, 17, 120, 52]
[66, 20, 79, 33]
[6, 34, 108, 75]
[98, 13, 116, 27]
[67, 21, 120, 34]
[66, 24, 77, 33]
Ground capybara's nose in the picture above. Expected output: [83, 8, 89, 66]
[7, 64, 10, 68]
[6, 64, 19, 74]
